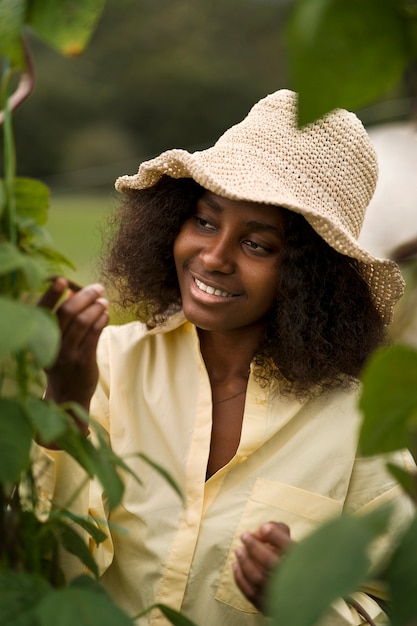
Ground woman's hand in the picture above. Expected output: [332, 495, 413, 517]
[39, 276, 109, 414]
[232, 521, 292, 612]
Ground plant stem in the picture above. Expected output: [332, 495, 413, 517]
[0, 60, 17, 248]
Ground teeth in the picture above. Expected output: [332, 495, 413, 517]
[195, 278, 234, 298]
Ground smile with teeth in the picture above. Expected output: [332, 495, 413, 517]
[194, 278, 236, 298]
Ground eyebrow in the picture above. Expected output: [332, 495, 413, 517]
[201, 195, 282, 236]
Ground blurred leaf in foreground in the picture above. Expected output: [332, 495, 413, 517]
[287, 0, 409, 125]
[267, 507, 390, 626]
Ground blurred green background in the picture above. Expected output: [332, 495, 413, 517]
[11, 0, 411, 285]
[17, 0, 292, 284]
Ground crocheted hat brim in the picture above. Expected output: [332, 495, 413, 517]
[116, 90, 404, 323]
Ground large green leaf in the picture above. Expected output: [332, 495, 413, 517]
[0, 297, 60, 362]
[0, 238, 46, 292]
[287, 0, 409, 125]
[0, 398, 33, 482]
[359, 345, 417, 456]
[14, 176, 49, 226]
[35, 586, 133, 626]
[386, 462, 417, 503]
[27, 0, 106, 57]
[16, 253, 46, 291]
[267, 508, 391, 626]
[0, 570, 50, 626]
[0, 296, 37, 358]
[386, 515, 417, 626]
[25, 307, 60, 367]
[0, 0, 27, 68]
[25, 397, 69, 443]
[0, 241, 26, 275]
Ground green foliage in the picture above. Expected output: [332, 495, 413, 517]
[286, 0, 417, 125]
[359, 345, 417, 458]
[0, 572, 133, 626]
[0, 2, 190, 626]
[266, 5, 417, 626]
[386, 516, 417, 626]
[0, 0, 106, 70]
[267, 507, 391, 625]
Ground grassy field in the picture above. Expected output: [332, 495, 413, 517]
[46, 193, 117, 287]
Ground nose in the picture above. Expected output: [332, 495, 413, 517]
[200, 232, 235, 274]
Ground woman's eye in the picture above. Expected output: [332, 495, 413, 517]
[195, 216, 216, 230]
[244, 240, 272, 254]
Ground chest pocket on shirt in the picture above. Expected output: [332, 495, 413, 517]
[215, 477, 343, 613]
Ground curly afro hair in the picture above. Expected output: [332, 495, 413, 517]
[101, 175, 387, 398]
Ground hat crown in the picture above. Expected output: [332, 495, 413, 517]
[203, 89, 378, 240]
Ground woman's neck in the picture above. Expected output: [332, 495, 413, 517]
[197, 327, 260, 383]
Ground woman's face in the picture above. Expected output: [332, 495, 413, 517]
[173, 190, 286, 334]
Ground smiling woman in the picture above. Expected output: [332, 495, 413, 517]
[38, 90, 413, 626]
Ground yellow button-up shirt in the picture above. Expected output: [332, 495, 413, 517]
[43, 312, 413, 626]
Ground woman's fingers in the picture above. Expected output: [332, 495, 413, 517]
[54, 283, 106, 334]
[58, 295, 108, 356]
[232, 522, 292, 612]
[38, 276, 69, 310]
[42, 279, 109, 408]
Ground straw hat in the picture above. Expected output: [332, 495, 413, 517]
[116, 89, 404, 324]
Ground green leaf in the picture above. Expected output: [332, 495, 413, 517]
[0, 570, 50, 626]
[0, 0, 27, 69]
[359, 345, 417, 456]
[14, 176, 50, 226]
[27, 0, 106, 57]
[0, 296, 38, 359]
[0, 297, 60, 362]
[55, 414, 125, 509]
[17, 254, 46, 290]
[90, 435, 125, 510]
[32, 244, 77, 274]
[287, 0, 409, 125]
[25, 307, 60, 367]
[0, 397, 33, 482]
[56, 427, 99, 478]
[156, 604, 199, 626]
[386, 515, 417, 626]
[35, 587, 133, 626]
[267, 508, 391, 626]
[0, 241, 26, 275]
[387, 462, 417, 503]
[69, 574, 108, 595]
[0, 240, 46, 291]
[137, 452, 184, 502]
[60, 509, 108, 546]
[54, 520, 99, 577]
[25, 397, 69, 443]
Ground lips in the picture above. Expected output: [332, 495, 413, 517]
[194, 277, 237, 298]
